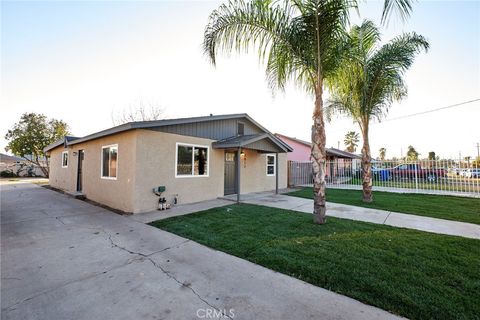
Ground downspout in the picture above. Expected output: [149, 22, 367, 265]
[236, 147, 241, 203]
[275, 152, 279, 194]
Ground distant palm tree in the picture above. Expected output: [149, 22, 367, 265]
[407, 145, 420, 161]
[326, 20, 428, 202]
[379, 148, 386, 161]
[203, 0, 416, 223]
[344, 131, 359, 153]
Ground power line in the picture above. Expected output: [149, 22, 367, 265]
[380, 98, 480, 123]
[325, 98, 480, 134]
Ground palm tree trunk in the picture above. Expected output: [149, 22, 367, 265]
[311, 86, 327, 224]
[361, 123, 373, 202]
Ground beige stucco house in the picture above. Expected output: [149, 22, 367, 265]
[44, 114, 292, 214]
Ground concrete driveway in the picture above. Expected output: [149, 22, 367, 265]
[1, 183, 402, 320]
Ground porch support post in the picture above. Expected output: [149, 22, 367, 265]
[275, 152, 279, 194]
[236, 147, 241, 203]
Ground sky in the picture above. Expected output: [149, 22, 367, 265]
[1, 0, 479, 159]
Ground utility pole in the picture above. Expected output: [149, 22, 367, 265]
[476, 142, 479, 159]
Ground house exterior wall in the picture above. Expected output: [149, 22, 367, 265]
[48, 129, 289, 214]
[49, 148, 77, 191]
[48, 131, 137, 213]
[132, 130, 225, 213]
[240, 149, 287, 193]
[276, 136, 311, 162]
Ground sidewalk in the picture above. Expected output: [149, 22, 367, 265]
[221, 192, 480, 239]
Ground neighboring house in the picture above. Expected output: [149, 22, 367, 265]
[274, 134, 360, 184]
[44, 114, 292, 214]
[0, 153, 47, 177]
[0, 153, 24, 165]
[274, 134, 360, 162]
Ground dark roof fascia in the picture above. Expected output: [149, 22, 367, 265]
[63, 113, 294, 151]
[275, 133, 312, 148]
[213, 133, 269, 148]
[46, 113, 293, 152]
[66, 123, 133, 146]
[326, 148, 361, 159]
[67, 113, 251, 147]
[43, 136, 81, 153]
[213, 133, 292, 153]
[44, 139, 66, 153]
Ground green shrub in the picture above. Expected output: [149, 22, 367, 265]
[0, 170, 18, 178]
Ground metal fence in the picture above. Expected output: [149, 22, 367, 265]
[288, 159, 480, 197]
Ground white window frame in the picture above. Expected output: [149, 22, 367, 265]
[61, 151, 68, 168]
[175, 142, 210, 178]
[266, 154, 276, 176]
[101, 144, 118, 180]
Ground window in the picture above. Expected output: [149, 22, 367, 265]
[176, 143, 209, 177]
[266, 154, 276, 176]
[225, 153, 235, 162]
[101, 145, 118, 179]
[237, 122, 245, 136]
[62, 151, 68, 168]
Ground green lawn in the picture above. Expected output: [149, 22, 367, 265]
[287, 187, 480, 225]
[348, 177, 480, 193]
[150, 204, 480, 320]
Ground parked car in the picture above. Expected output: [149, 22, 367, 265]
[466, 169, 480, 178]
[449, 167, 461, 175]
[389, 164, 446, 182]
[459, 169, 469, 177]
[372, 166, 390, 181]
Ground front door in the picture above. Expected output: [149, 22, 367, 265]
[224, 152, 237, 195]
[76, 150, 84, 192]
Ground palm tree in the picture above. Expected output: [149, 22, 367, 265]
[406, 145, 419, 161]
[204, 0, 358, 224]
[379, 147, 386, 161]
[203, 0, 416, 223]
[344, 131, 359, 153]
[326, 20, 428, 202]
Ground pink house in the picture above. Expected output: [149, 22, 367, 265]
[274, 134, 312, 162]
[275, 134, 360, 183]
[275, 134, 360, 162]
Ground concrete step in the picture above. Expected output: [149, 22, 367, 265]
[65, 191, 86, 200]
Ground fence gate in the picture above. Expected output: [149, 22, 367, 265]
[288, 161, 313, 187]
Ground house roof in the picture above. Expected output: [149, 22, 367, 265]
[326, 148, 361, 159]
[44, 114, 292, 153]
[0, 153, 24, 162]
[44, 136, 80, 153]
[274, 133, 360, 159]
[213, 133, 291, 153]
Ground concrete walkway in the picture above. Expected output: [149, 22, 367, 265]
[1, 183, 403, 320]
[222, 192, 480, 239]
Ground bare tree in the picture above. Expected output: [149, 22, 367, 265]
[112, 100, 165, 125]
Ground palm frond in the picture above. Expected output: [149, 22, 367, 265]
[204, 0, 315, 92]
[326, 21, 428, 125]
[203, 0, 358, 94]
[381, 0, 414, 25]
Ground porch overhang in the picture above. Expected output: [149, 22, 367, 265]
[212, 133, 292, 153]
[214, 133, 291, 203]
